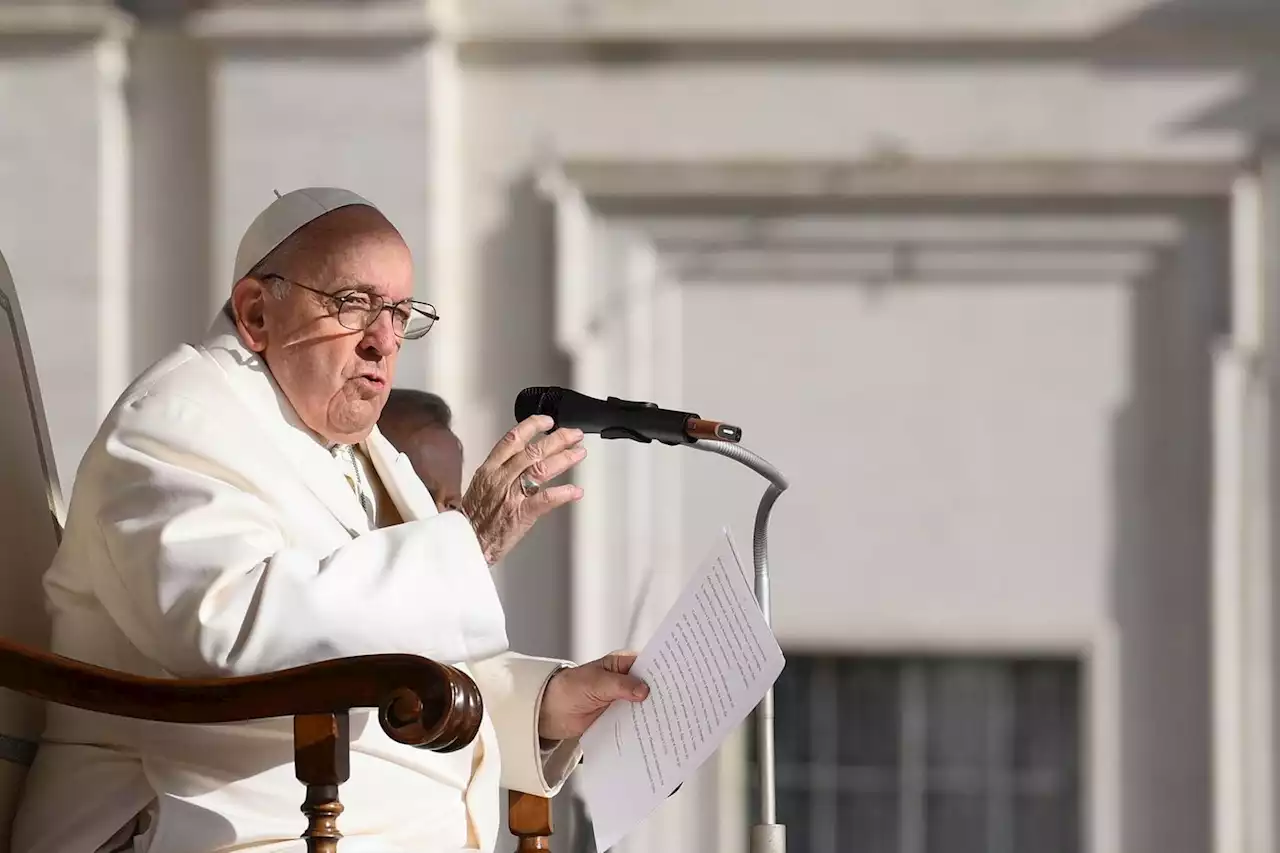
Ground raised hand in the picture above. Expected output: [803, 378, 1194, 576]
[460, 415, 586, 566]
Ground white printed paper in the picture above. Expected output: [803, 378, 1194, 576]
[578, 529, 786, 851]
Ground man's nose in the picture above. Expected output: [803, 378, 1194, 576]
[360, 309, 400, 356]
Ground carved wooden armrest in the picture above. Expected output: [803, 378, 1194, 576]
[0, 638, 483, 851]
[0, 638, 481, 750]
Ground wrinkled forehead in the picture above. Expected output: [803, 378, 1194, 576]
[319, 240, 413, 301]
[292, 208, 414, 300]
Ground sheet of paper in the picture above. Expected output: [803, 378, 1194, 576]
[578, 528, 786, 851]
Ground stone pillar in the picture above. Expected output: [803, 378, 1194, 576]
[127, 12, 214, 376]
[1214, 148, 1280, 853]
[0, 1, 132, 489]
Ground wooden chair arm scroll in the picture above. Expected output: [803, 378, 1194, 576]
[0, 638, 484, 851]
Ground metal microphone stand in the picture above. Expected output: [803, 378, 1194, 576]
[690, 440, 789, 853]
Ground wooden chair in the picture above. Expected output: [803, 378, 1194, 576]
[509, 791, 556, 853]
[0, 249, 550, 852]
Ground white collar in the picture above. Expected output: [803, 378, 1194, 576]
[196, 310, 437, 528]
[201, 309, 335, 449]
[197, 311, 375, 532]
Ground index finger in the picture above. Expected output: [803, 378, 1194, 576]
[482, 414, 557, 469]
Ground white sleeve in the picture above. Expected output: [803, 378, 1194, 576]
[470, 653, 583, 796]
[86, 399, 508, 678]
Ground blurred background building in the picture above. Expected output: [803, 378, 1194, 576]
[6, 1, 1280, 852]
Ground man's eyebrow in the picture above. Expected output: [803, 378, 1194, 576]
[332, 280, 383, 296]
[332, 279, 420, 303]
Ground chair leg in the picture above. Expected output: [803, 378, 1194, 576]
[510, 790, 554, 853]
[301, 784, 343, 853]
[295, 712, 351, 853]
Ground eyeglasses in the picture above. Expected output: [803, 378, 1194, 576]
[262, 274, 439, 340]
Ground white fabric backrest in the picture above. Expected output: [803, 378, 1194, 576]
[0, 248, 63, 852]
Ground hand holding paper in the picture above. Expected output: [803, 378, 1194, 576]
[538, 652, 650, 741]
[578, 529, 786, 851]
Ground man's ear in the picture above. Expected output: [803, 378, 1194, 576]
[231, 277, 270, 353]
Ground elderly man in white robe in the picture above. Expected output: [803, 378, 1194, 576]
[11, 188, 647, 853]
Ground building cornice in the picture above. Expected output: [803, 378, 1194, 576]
[454, 1, 1280, 60]
[548, 159, 1240, 203]
[188, 2, 438, 44]
[0, 4, 133, 40]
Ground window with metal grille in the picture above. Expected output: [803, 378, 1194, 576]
[750, 655, 1081, 853]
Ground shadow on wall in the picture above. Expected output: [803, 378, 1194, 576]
[1095, 0, 1280, 144]
[473, 174, 574, 661]
[473, 175, 582, 853]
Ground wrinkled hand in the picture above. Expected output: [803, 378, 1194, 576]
[538, 651, 649, 742]
[460, 415, 586, 566]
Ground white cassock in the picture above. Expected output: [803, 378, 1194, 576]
[11, 311, 580, 853]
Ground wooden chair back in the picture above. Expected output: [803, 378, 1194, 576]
[0, 248, 64, 852]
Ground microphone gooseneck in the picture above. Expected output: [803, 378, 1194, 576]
[515, 384, 785, 853]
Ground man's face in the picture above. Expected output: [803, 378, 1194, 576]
[403, 425, 464, 513]
[234, 212, 414, 445]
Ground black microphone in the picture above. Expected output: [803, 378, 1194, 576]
[514, 386, 742, 446]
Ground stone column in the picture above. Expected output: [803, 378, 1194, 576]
[0, 1, 132, 489]
[1213, 149, 1280, 853]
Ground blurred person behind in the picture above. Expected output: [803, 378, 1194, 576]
[378, 388, 463, 513]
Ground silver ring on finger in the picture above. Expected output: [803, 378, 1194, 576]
[519, 473, 541, 498]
